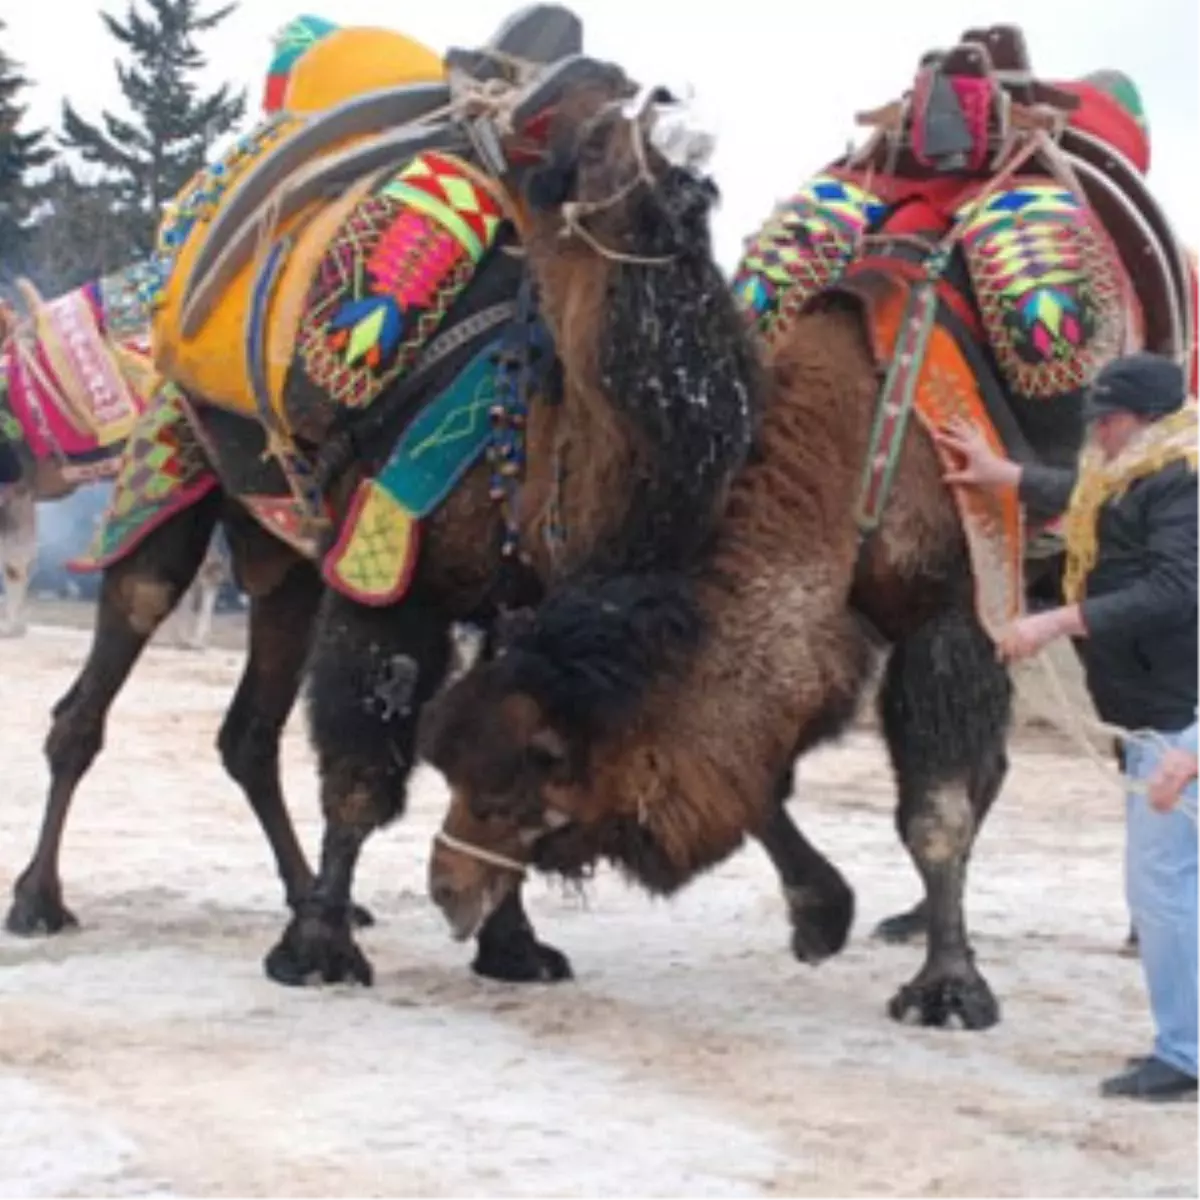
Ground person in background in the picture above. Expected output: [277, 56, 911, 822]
[936, 352, 1198, 1103]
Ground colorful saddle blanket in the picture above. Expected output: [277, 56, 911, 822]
[68, 382, 219, 572]
[0, 265, 155, 480]
[730, 62, 1183, 642]
[147, 16, 457, 428]
[262, 18, 443, 116]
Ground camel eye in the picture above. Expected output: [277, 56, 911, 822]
[525, 728, 568, 774]
[526, 742, 564, 772]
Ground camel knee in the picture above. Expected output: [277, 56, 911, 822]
[217, 712, 280, 793]
[903, 786, 975, 867]
[320, 761, 404, 834]
[45, 702, 103, 778]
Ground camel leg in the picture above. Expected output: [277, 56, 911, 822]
[877, 604, 1011, 1030]
[871, 897, 931, 945]
[756, 773, 856, 964]
[872, 557, 1059, 946]
[0, 485, 36, 638]
[214, 514, 336, 917]
[5, 492, 222, 935]
[263, 589, 569, 987]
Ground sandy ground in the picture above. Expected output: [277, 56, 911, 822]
[0, 609, 1196, 1198]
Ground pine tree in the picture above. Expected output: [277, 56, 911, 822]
[0, 19, 53, 272]
[22, 165, 137, 294]
[59, 0, 246, 254]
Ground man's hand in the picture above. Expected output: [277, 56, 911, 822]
[933, 418, 1022, 489]
[1146, 746, 1199, 813]
[996, 605, 1086, 663]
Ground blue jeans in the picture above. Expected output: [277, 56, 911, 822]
[1124, 721, 1198, 1078]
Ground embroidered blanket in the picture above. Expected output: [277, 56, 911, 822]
[733, 165, 1135, 640]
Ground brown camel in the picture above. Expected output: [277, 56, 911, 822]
[0, 274, 220, 643]
[6, 12, 763, 993]
[417, 27, 1193, 1028]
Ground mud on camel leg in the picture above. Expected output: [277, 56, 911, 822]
[872, 560, 1052, 948]
[877, 603, 1012, 1030]
[212, 508, 371, 924]
[5, 489, 223, 935]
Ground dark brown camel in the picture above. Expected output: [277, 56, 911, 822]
[420, 303, 1015, 1027]
[5, 38, 763, 992]
[416, 28, 1189, 1028]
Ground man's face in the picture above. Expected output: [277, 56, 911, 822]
[1089, 410, 1146, 461]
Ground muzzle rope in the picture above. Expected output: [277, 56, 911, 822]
[433, 829, 528, 875]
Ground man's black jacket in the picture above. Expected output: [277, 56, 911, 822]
[1021, 457, 1198, 732]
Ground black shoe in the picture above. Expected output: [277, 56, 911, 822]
[1101, 1056, 1198, 1102]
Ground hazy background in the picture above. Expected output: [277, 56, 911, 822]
[8, 0, 1198, 264]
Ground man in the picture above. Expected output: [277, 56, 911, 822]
[936, 351, 1198, 1103]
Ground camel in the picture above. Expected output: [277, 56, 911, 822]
[0, 478, 226, 648]
[5, 7, 762, 993]
[418, 26, 1195, 1029]
[0, 277, 222, 645]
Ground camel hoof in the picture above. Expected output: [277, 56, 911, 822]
[6, 882, 79, 937]
[786, 882, 854, 965]
[472, 933, 574, 984]
[887, 960, 1000, 1030]
[263, 911, 374, 987]
[872, 901, 929, 945]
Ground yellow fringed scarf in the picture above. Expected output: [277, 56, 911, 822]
[1062, 401, 1199, 603]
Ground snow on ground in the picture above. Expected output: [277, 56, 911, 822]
[0, 622, 1195, 1197]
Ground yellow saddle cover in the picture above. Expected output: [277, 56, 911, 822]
[150, 25, 446, 426]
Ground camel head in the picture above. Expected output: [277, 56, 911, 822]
[418, 574, 702, 939]
[452, 53, 761, 585]
[421, 675, 573, 941]
[476, 55, 720, 267]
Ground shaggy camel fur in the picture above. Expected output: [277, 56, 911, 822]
[421, 297, 1024, 1030]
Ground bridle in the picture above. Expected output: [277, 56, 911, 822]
[553, 95, 676, 267]
[433, 828, 528, 877]
[432, 804, 575, 878]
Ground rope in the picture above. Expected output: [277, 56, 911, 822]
[1024, 650, 1198, 824]
[432, 829, 528, 875]
[557, 96, 676, 266]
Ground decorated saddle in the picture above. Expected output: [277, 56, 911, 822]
[733, 24, 1196, 641]
[73, 5, 591, 602]
[0, 263, 157, 487]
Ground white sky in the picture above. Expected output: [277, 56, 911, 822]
[5, 0, 1199, 269]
